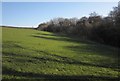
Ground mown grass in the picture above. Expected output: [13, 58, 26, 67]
[2, 27, 120, 81]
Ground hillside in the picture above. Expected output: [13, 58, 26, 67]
[2, 27, 120, 81]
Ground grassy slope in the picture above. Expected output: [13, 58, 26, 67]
[2, 27, 120, 80]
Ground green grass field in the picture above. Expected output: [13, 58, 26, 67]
[2, 27, 120, 81]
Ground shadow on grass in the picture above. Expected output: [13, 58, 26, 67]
[31, 34, 95, 45]
[3, 49, 119, 70]
[31, 34, 119, 68]
[36, 32, 61, 37]
[34, 50, 120, 69]
[2, 41, 120, 80]
[2, 66, 119, 81]
[31, 34, 120, 51]
[2, 41, 23, 49]
[65, 44, 119, 58]
[3, 40, 119, 70]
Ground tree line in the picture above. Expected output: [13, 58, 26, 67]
[37, 2, 120, 47]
